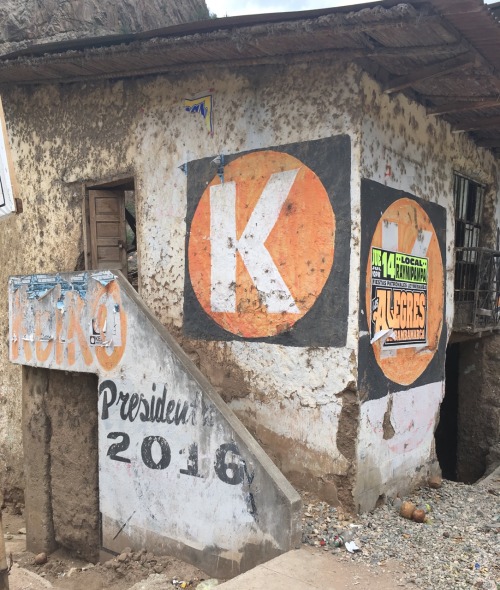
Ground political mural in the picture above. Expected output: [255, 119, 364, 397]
[9, 271, 301, 573]
[358, 180, 446, 398]
[184, 136, 351, 346]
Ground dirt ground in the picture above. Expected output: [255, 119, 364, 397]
[2, 508, 211, 590]
[2, 507, 416, 590]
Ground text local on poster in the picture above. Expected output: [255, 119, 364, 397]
[371, 247, 428, 347]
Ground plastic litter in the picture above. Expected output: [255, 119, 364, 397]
[196, 579, 219, 590]
[333, 535, 345, 548]
[345, 541, 361, 553]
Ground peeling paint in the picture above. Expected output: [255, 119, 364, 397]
[0, 58, 498, 513]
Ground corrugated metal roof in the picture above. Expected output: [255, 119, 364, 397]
[0, 0, 500, 156]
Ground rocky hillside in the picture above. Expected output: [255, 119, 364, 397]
[0, 0, 211, 55]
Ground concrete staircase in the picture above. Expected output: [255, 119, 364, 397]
[9, 270, 301, 578]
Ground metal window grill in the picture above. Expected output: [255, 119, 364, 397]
[453, 175, 499, 332]
[454, 174, 484, 256]
[454, 247, 500, 332]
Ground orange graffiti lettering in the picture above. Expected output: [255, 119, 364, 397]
[67, 292, 93, 367]
[93, 281, 127, 372]
[34, 310, 54, 363]
[10, 290, 33, 363]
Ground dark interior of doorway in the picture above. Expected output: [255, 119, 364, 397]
[124, 187, 138, 290]
[435, 342, 460, 481]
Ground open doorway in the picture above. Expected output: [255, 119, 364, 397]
[436, 336, 498, 483]
[435, 342, 460, 481]
[85, 177, 138, 289]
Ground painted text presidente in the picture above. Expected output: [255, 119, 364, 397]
[99, 380, 214, 426]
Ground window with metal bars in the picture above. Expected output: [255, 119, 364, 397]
[454, 174, 484, 252]
[454, 173, 485, 299]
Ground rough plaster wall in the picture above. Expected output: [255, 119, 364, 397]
[1, 62, 364, 506]
[0, 81, 123, 500]
[22, 367, 99, 559]
[456, 335, 500, 483]
[360, 72, 499, 327]
[0, 0, 209, 55]
[0, 294, 23, 502]
[135, 62, 365, 507]
[11, 271, 302, 575]
[22, 367, 57, 554]
[355, 73, 500, 509]
[46, 370, 99, 562]
[0, 188, 35, 503]
[3, 62, 499, 512]
[355, 383, 444, 512]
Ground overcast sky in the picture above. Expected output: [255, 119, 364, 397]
[206, 0, 497, 17]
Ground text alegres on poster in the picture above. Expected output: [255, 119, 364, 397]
[370, 247, 428, 348]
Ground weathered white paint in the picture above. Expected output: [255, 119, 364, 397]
[210, 169, 301, 314]
[9, 271, 301, 575]
[1, 56, 499, 513]
[354, 381, 445, 513]
[355, 72, 499, 505]
[359, 72, 499, 334]
[229, 395, 348, 469]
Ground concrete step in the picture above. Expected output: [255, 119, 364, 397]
[217, 547, 413, 590]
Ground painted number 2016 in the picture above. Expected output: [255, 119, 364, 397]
[106, 432, 248, 485]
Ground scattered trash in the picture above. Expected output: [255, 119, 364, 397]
[301, 481, 498, 589]
[196, 579, 219, 590]
[399, 501, 416, 520]
[333, 535, 344, 548]
[412, 509, 426, 523]
[345, 541, 361, 553]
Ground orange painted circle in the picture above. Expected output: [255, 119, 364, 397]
[188, 150, 335, 338]
[366, 198, 444, 385]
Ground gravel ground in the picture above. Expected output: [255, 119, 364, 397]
[302, 479, 499, 589]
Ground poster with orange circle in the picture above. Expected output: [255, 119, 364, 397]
[184, 137, 351, 347]
[358, 180, 446, 396]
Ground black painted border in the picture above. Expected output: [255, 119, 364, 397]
[357, 179, 447, 401]
[183, 136, 351, 347]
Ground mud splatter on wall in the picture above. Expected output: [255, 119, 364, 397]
[184, 137, 351, 346]
[9, 271, 301, 576]
[358, 180, 446, 397]
[1, 57, 499, 513]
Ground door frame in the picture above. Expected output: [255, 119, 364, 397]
[82, 175, 135, 272]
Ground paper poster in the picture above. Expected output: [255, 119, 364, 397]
[370, 247, 428, 348]
[0, 96, 18, 220]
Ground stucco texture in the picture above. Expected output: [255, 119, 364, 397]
[1, 61, 364, 507]
[1, 58, 499, 512]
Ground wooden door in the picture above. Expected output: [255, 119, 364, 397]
[88, 189, 127, 273]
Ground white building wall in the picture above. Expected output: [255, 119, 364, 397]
[355, 72, 500, 511]
[1, 59, 498, 511]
